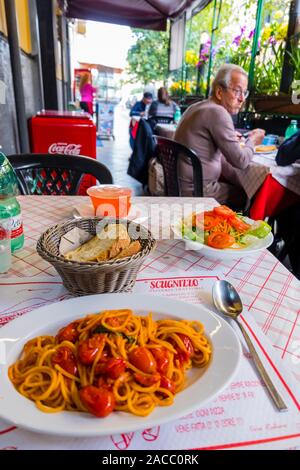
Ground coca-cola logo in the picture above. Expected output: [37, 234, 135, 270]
[48, 143, 82, 155]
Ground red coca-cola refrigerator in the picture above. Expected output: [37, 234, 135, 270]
[29, 110, 97, 195]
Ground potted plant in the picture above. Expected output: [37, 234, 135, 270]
[250, 13, 300, 114]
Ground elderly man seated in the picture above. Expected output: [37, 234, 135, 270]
[174, 64, 265, 207]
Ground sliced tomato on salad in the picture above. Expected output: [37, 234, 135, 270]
[193, 211, 221, 231]
[213, 205, 235, 219]
[207, 232, 235, 249]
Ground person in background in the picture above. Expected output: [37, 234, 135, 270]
[148, 87, 179, 120]
[129, 92, 153, 149]
[174, 64, 265, 208]
[129, 92, 153, 117]
[79, 73, 96, 115]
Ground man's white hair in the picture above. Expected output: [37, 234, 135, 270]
[210, 64, 248, 96]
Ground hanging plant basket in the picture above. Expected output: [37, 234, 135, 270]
[252, 94, 300, 115]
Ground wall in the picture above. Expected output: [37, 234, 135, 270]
[21, 49, 43, 118]
[0, 35, 18, 153]
[0, 0, 7, 35]
[0, 0, 42, 154]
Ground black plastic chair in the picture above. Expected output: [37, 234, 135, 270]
[154, 136, 203, 197]
[7, 153, 113, 195]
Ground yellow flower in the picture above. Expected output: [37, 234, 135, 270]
[275, 24, 288, 41]
[185, 50, 198, 66]
[274, 10, 284, 20]
[185, 81, 192, 93]
[170, 80, 192, 94]
[261, 25, 272, 43]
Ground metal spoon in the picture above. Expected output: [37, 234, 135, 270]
[212, 280, 288, 412]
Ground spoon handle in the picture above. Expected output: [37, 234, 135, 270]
[236, 320, 288, 412]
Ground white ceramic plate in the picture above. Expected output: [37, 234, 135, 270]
[0, 294, 241, 437]
[172, 217, 274, 260]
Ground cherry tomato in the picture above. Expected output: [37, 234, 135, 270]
[56, 322, 79, 344]
[93, 350, 110, 376]
[105, 316, 122, 327]
[134, 373, 160, 387]
[79, 385, 115, 417]
[52, 346, 78, 376]
[207, 232, 235, 249]
[105, 358, 127, 379]
[128, 347, 156, 374]
[175, 334, 194, 364]
[213, 205, 235, 219]
[78, 334, 106, 365]
[228, 216, 250, 233]
[151, 347, 170, 375]
[96, 376, 112, 390]
[160, 376, 176, 395]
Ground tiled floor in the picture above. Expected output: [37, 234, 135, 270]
[96, 104, 143, 195]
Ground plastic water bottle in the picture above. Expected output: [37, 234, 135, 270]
[174, 107, 181, 124]
[285, 120, 298, 140]
[0, 209, 11, 273]
[0, 152, 24, 252]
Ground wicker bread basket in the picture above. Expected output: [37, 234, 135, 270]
[36, 217, 156, 296]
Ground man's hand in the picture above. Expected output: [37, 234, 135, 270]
[248, 128, 265, 146]
[140, 111, 145, 117]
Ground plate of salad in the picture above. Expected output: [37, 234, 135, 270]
[172, 205, 274, 260]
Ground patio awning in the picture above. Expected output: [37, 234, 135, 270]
[64, 1, 197, 31]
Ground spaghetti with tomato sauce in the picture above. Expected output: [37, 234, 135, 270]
[8, 309, 212, 418]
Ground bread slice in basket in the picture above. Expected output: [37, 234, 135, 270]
[114, 240, 141, 260]
[64, 223, 131, 262]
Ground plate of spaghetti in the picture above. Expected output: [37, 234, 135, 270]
[173, 205, 273, 260]
[1, 294, 241, 437]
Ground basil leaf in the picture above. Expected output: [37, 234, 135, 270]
[92, 325, 135, 343]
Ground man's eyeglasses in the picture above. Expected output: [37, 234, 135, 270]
[223, 86, 249, 99]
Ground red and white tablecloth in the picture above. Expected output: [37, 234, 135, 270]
[2, 196, 300, 346]
[236, 153, 300, 199]
[1, 196, 300, 450]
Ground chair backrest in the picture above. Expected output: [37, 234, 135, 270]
[148, 116, 173, 131]
[7, 153, 113, 195]
[150, 116, 174, 124]
[154, 136, 203, 197]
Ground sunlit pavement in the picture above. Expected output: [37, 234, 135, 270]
[96, 104, 143, 195]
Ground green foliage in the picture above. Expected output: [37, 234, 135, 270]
[126, 29, 169, 85]
[287, 36, 300, 84]
[255, 42, 286, 94]
[171, 0, 292, 97]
